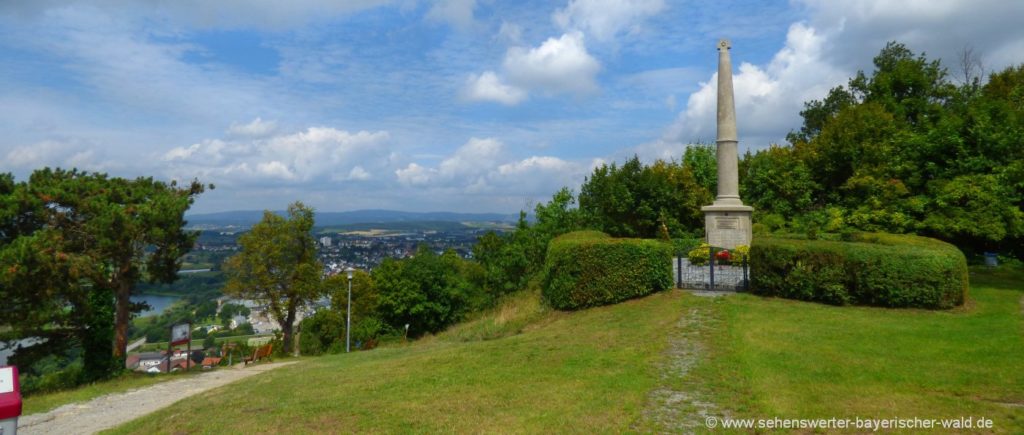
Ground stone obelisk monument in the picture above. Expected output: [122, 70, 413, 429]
[702, 39, 753, 249]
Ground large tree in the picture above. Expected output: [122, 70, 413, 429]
[374, 246, 476, 336]
[223, 202, 322, 352]
[1, 168, 205, 378]
[578, 151, 713, 238]
[751, 42, 1024, 254]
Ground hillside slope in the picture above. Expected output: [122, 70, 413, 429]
[108, 266, 1024, 433]
[110, 290, 697, 433]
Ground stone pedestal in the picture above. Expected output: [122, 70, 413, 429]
[702, 204, 752, 249]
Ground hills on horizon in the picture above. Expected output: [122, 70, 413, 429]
[185, 209, 522, 229]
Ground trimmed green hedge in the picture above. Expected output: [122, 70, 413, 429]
[750, 232, 968, 308]
[541, 231, 672, 310]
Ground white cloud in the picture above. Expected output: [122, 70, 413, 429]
[504, 32, 601, 96]
[228, 117, 277, 138]
[395, 163, 434, 186]
[662, 23, 845, 149]
[5, 7, 284, 125]
[488, 155, 590, 195]
[4, 140, 105, 171]
[347, 166, 371, 181]
[0, 0, 391, 30]
[496, 156, 573, 175]
[394, 136, 592, 200]
[438, 137, 502, 177]
[256, 160, 296, 180]
[396, 137, 502, 186]
[464, 31, 602, 104]
[799, 0, 1024, 73]
[462, 71, 527, 105]
[553, 0, 665, 41]
[426, 0, 477, 29]
[163, 126, 392, 185]
[658, 0, 1024, 153]
[497, 21, 522, 44]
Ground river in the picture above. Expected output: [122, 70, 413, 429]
[131, 294, 182, 317]
[1, 296, 181, 365]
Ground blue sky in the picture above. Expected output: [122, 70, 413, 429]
[2, 0, 1023, 214]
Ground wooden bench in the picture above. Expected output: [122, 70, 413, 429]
[243, 344, 273, 366]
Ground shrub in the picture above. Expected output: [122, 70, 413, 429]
[688, 243, 710, 266]
[750, 232, 968, 308]
[541, 231, 672, 310]
[351, 317, 387, 347]
[19, 362, 84, 396]
[731, 245, 750, 264]
[375, 247, 481, 336]
[670, 237, 702, 255]
[299, 309, 344, 356]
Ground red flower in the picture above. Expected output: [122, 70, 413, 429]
[716, 250, 731, 261]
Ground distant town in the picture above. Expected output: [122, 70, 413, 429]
[193, 220, 515, 273]
[115, 218, 516, 372]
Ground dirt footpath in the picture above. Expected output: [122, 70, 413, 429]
[18, 361, 297, 435]
[639, 296, 732, 433]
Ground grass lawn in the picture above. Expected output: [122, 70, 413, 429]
[63, 265, 1021, 433]
[108, 290, 692, 434]
[696, 265, 1024, 432]
[22, 370, 202, 415]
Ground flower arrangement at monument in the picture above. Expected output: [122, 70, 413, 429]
[687, 243, 750, 266]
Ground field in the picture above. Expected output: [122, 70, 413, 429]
[110, 289, 688, 433]
[696, 265, 1024, 432]
[33, 266, 1018, 433]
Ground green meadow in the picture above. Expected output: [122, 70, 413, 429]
[41, 265, 1016, 433]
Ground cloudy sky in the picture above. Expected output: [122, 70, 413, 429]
[2, 0, 1023, 214]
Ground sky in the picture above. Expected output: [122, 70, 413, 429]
[2, 0, 1023, 214]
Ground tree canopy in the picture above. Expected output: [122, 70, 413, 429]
[1, 168, 205, 383]
[223, 202, 322, 353]
[579, 148, 714, 239]
[764, 42, 1024, 254]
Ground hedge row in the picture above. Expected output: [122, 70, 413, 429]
[750, 233, 968, 308]
[541, 231, 672, 310]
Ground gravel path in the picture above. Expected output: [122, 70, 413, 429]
[639, 295, 732, 433]
[18, 361, 297, 435]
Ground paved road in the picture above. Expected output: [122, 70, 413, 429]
[18, 361, 297, 435]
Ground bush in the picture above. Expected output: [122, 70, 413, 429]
[670, 237, 702, 255]
[541, 231, 673, 310]
[299, 310, 345, 356]
[350, 317, 386, 346]
[376, 247, 483, 336]
[750, 232, 968, 308]
[19, 362, 84, 396]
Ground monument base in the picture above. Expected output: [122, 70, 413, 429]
[702, 203, 753, 249]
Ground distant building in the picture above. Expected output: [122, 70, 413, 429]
[230, 315, 248, 329]
[168, 359, 196, 372]
[201, 357, 222, 370]
[319, 236, 332, 247]
[133, 352, 168, 372]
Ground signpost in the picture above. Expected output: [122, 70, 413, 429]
[0, 366, 21, 435]
[168, 322, 192, 373]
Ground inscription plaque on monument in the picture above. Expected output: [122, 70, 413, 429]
[716, 217, 738, 230]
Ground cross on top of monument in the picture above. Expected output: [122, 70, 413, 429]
[717, 39, 731, 51]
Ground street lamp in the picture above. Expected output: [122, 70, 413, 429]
[345, 267, 354, 353]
